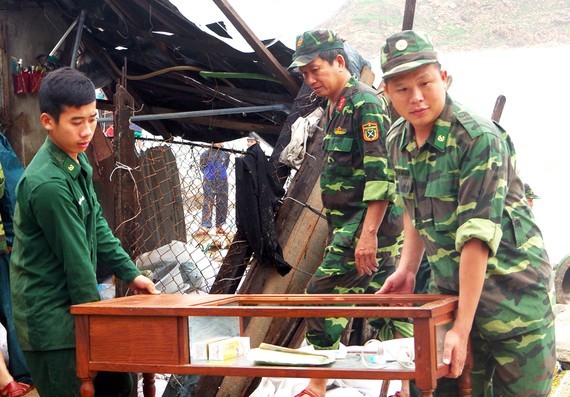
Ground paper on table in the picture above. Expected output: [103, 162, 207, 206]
[247, 343, 335, 366]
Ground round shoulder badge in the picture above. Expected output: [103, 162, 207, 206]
[395, 39, 408, 51]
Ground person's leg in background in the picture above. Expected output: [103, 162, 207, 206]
[196, 181, 214, 235]
[214, 179, 229, 234]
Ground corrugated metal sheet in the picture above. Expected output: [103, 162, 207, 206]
[40, 0, 300, 145]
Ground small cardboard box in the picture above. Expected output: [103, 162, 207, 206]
[207, 336, 250, 361]
[188, 316, 240, 362]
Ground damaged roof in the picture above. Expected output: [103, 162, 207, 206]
[36, 0, 303, 145]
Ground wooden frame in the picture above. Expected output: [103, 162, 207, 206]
[71, 294, 472, 397]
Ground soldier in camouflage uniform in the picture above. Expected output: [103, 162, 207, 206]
[287, 30, 404, 397]
[524, 183, 540, 209]
[379, 30, 555, 396]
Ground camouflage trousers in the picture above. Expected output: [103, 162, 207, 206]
[305, 248, 398, 350]
[435, 320, 556, 397]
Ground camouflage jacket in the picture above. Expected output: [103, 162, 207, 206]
[321, 76, 403, 258]
[387, 94, 554, 340]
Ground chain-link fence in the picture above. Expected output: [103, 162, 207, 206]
[97, 136, 255, 300]
[139, 138, 245, 294]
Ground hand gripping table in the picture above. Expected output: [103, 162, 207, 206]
[71, 294, 472, 397]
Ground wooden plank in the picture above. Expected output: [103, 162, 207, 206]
[402, 0, 417, 30]
[89, 316, 182, 365]
[113, 85, 138, 297]
[212, 0, 300, 97]
[491, 94, 506, 122]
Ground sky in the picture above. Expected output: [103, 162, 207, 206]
[169, 0, 346, 50]
[169, 0, 570, 266]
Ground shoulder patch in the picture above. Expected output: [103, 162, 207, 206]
[362, 122, 379, 142]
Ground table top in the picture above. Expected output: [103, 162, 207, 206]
[70, 293, 458, 319]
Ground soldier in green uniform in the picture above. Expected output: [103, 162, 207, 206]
[379, 30, 555, 396]
[10, 67, 159, 397]
[287, 30, 404, 397]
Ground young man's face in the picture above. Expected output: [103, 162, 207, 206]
[40, 101, 97, 161]
[299, 55, 346, 101]
[384, 63, 448, 135]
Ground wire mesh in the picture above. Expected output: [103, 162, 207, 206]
[98, 137, 253, 300]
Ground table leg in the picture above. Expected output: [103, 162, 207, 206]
[458, 369, 472, 396]
[420, 390, 434, 397]
[142, 373, 156, 397]
[79, 377, 95, 397]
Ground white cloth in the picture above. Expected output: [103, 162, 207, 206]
[279, 107, 324, 169]
[0, 322, 8, 363]
[249, 376, 399, 397]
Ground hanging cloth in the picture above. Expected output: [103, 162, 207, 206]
[235, 144, 291, 276]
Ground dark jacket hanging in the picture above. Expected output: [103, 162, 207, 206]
[235, 144, 291, 276]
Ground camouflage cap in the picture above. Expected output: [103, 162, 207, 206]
[524, 183, 540, 199]
[288, 29, 344, 71]
[380, 30, 438, 79]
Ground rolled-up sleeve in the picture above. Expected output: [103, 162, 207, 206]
[455, 131, 509, 256]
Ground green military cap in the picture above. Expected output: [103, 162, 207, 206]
[288, 29, 344, 71]
[524, 183, 540, 199]
[380, 30, 439, 79]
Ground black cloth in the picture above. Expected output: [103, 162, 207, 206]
[235, 144, 291, 276]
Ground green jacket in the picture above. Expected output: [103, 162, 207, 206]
[10, 138, 140, 351]
[387, 94, 554, 340]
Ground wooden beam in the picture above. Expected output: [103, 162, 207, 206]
[212, 0, 300, 97]
[402, 0, 417, 30]
[491, 95, 506, 123]
[113, 85, 139, 296]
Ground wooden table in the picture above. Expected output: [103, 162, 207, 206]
[71, 294, 472, 397]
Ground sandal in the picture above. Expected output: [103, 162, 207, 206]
[0, 381, 34, 397]
[193, 229, 210, 237]
[293, 388, 319, 397]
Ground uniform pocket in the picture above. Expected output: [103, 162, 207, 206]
[425, 175, 458, 231]
[323, 136, 354, 177]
